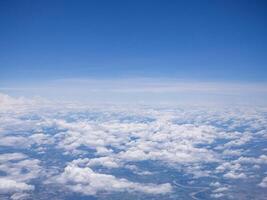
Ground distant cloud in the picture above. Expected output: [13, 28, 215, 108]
[0, 93, 266, 198]
[1, 78, 267, 105]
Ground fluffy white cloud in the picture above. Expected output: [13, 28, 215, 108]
[29, 133, 54, 146]
[235, 155, 267, 165]
[53, 163, 172, 195]
[0, 93, 267, 198]
[0, 178, 34, 193]
[210, 193, 225, 198]
[0, 153, 42, 197]
[0, 153, 27, 162]
[53, 118, 221, 168]
[223, 171, 247, 179]
[0, 136, 29, 148]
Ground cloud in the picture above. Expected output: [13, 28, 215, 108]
[235, 155, 267, 165]
[0, 92, 48, 111]
[222, 149, 243, 157]
[0, 93, 267, 198]
[0, 136, 29, 148]
[86, 157, 120, 168]
[0, 153, 27, 162]
[10, 193, 30, 200]
[212, 186, 229, 193]
[2, 78, 267, 105]
[0, 152, 42, 196]
[0, 178, 34, 193]
[29, 133, 54, 145]
[223, 171, 247, 179]
[53, 163, 172, 195]
[210, 193, 225, 198]
[53, 118, 221, 168]
[258, 177, 267, 188]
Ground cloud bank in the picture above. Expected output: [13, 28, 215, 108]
[1, 78, 267, 105]
[0, 93, 266, 199]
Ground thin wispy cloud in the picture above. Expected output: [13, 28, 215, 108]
[1, 78, 267, 105]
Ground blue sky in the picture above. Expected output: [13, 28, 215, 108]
[0, 0, 267, 103]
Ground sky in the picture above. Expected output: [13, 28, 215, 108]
[0, 2, 267, 199]
[0, 0, 267, 104]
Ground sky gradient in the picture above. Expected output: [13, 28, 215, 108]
[0, 0, 267, 103]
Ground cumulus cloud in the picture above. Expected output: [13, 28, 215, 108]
[223, 171, 247, 179]
[53, 118, 221, 168]
[0, 178, 34, 193]
[0, 92, 48, 111]
[0, 152, 42, 197]
[210, 193, 225, 198]
[235, 155, 267, 165]
[29, 133, 54, 146]
[53, 163, 172, 195]
[0, 136, 29, 148]
[0, 153, 27, 162]
[258, 177, 267, 188]
[0, 93, 267, 199]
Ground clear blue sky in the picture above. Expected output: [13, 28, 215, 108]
[0, 0, 266, 83]
[1, 0, 267, 105]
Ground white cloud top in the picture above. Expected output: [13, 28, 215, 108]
[0, 93, 266, 199]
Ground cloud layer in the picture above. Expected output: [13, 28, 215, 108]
[0, 93, 266, 199]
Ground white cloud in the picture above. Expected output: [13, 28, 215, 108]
[0, 153, 42, 196]
[0, 178, 34, 193]
[235, 155, 267, 165]
[258, 177, 267, 188]
[210, 182, 221, 187]
[29, 133, 54, 145]
[210, 193, 225, 198]
[2, 78, 267, 105]
[10, 193, 30, 200]
[222, 149, 243, 156]
[53, 163, 172, 195]
[0, 92, 48, 111]
[86, 157, 120, 168]
[213, 186, 229, 193]
[0, 93, 267, 198]
[0, 136, 29, 148]
[0, 153, 27, 162]
[223, 135, 252, 147]
[224, 171, 247, 179]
